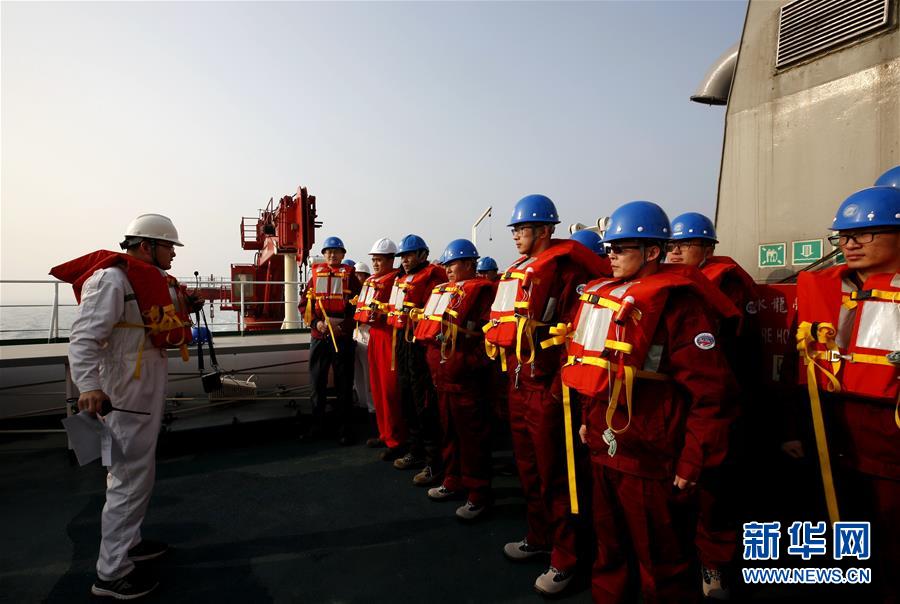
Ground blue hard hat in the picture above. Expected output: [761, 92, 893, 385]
[191, 326, 211, 344]
[477, 256, 498, 272]
[397, 234, 429, 254]
[670, 212, 718, 242]
[569, 229, 606, 255]
[321, 236, 346, 252]
[875, 165, 900, 189]
[440, 238, 479, 265]
[604, 201, 671, 243]
[508, 194, 561, 226]
[831, 186, 900, 230]
[342, 259, 356, 267]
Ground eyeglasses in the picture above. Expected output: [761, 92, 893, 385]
[665, 241, 707, 252]
[605, 243, 643, 255]
[511, 224, 542, 235]
[827, 231, 893, 246]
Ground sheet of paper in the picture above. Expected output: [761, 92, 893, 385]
[62, 412, 104, 466]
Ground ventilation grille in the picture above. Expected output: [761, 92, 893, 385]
[776, 0, 890, 68]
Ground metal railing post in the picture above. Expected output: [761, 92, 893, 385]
[53, 282, 60, 339]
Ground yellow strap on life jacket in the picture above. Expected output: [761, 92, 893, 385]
[483, 317, 517, 371]
[391, 327, 398, 371]
[565, 355, 668, 383]
[317, 298, 340, 352]
[113, 321, 148, 379]
[579, 293, 621, 311]
[842, 288, 900, 310]
[604, 339, 634, 354]
[440, 321, 458, 361]
[304, 295, 314, 325]
[540, 322, 571, 349]
[797, 321, 843, 381]
[561, 383, 579, 515]
[515, 316, 532, 365]
[605, 365, 635, 436]
[796, 321, 842, 524]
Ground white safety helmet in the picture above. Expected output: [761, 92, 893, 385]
[369, 237, 398, 256]
[123, 213, 184, 246]
[355, 261, 372, 275]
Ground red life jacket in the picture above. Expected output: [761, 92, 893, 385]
[484, 239, 611, 365]
[559, 264, 739, 429]
[701, 256, 758, 297]
[796, 266, 900, 405]
[385, 263, 447, 330]
[354, 269, 399, 324]
[50, 250, 193, 357]
[304, 263, 355, 323]
[414, 278, 496, 358]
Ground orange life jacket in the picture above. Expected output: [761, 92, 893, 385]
[50, 250, 193, 363]
[385, 263, 447, 331]
[483, 239, 611, 367]
[559, 264, 739, 428]
[304, 263, 355, 323]
[414, 278, 495, 359]
[354, 269, 399, 324]
[796, 266, 900, 408]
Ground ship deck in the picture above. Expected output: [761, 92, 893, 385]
[0, 417, 861, 603]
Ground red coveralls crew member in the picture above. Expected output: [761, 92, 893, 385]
[415, 239, 497, 521]
[562, 201, 739, 604]
[388, 235, 448, 487]
[667, 211, 760, 600]
[354, 237, 408, 461]
[484, 194, 610, 596]
[50, 214, 196, 600]
[300, 236, 362, 445]
[785, 180, 900, 604]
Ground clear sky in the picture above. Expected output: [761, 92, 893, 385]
[1, 0, 746, 303]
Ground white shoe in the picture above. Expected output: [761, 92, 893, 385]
[503, 538, 550, 561]
[455, 500, 487, 521]
[702, 566, 730, 600]
[427, 485, 459, 501]
[534, 566, 573, 596]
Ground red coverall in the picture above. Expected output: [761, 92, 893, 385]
[364, 272, 407, 449]
[785, 269, 900, 603]
[583, 290, 738, 604]
[695, 258, 761, 572]
[506, 258, 596, 574]
[424, 284, 496, 505]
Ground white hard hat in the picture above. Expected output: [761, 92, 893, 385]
[124, 213, 184, 246]
[369, 237, 397, 255]
[355, 262, 372, 274]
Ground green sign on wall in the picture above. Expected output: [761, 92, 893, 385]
[792, 239, 823, 265]
[758, 243, 786, 268]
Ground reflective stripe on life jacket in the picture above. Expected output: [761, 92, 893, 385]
[796, 267, 900, 416]
[385, 263, 447, 331]
[483, 239, 611, 369]
[304, 263, 355, 324]
[354, 270, 398, 324]
[414, 278, 496, 360]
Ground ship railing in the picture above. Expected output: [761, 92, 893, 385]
[0, 278, 310, 342]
